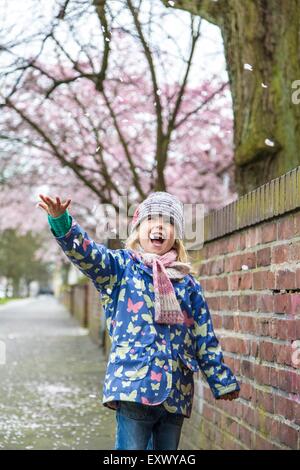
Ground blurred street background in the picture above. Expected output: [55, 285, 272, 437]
[0, 296, 115, 450]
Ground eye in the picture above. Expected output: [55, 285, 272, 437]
[161, 215, 174, 225]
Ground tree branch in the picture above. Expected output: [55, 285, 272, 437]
[160, 0, 224, 26]
[92, 0, 111, 92]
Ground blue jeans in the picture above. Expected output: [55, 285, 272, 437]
[115, 401, 185, 450]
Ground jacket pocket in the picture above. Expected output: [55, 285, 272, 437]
[113, 345, 150, 381]
[177, 349, 200, 374]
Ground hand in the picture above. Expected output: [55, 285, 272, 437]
[218, 390, 239, 401]
[36, 194, 71, 217]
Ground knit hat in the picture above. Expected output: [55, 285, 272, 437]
[130, 191, 184, 239]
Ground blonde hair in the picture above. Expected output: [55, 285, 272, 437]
[123, 226, 193, 267]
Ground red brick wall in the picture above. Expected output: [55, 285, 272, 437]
[181, 211, 300, 450]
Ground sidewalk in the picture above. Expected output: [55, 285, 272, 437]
[0, 296, 115, 450]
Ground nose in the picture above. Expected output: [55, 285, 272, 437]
[153, 222, 163, 231]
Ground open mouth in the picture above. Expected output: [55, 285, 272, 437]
[149, 232, 166, 247]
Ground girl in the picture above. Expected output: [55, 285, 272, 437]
[37, 191, 240, 450]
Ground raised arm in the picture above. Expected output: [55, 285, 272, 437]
[37, 194, 127, 294]
[190, 279, 240, 400]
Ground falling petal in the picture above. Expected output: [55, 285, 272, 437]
[265, 138, 275, 147]
[244, 63, 253, 71]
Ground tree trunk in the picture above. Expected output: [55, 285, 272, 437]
[12, 278, 20, 298]
[26, 281, 31, 297]
[161, 0, 300, 195]
[5, 278, 10, 297]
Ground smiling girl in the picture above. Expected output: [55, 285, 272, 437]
[37, 191, 240, 450]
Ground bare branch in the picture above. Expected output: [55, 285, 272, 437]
[160, 0, 224, 26]
[92, 0, 111, 92]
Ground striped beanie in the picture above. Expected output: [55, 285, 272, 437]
[130, 191, 184, 239]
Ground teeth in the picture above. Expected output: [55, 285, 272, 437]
[150, 233, 164, 240]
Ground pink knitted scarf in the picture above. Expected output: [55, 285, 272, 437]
[132, 247, 192, 325]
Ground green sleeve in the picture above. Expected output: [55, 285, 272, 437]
[48, 209, 72, 237]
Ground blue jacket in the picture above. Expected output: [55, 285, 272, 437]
[49, 215, 240, 418]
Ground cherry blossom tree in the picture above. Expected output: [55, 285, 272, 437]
[0, 0, 236, 241]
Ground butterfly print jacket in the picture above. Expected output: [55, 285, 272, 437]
[49, 215, 240, 418]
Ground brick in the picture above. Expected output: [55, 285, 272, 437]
[242, 402, 256, 426]
[254, 363, 271, 386]
[261, 222, 277, 243]
[218, 277, 228, 291]
[278, 422, 298, 448]
[240, 382, 253, 401]
[290, 294, 300, 315]
[245, 227, 261, 249]
[275, 270, 296, 289]
[294, 399, 300, 426]
[238, 423, 254, 448]
[276, 369, 297, 393]
[206, 278, 217, 291]
[257, 317, 271, 336]
[259, 340, 275, 361]
[231, 254, 244, 271]
[228, 295, 239, 310]
[288, 240, 300, 261]
[227, 232, 245, 253]
[270, 318, 298, 340]
[236, 337, 251, 355]
[250, 339, 260, 358]
[210, 258, 224, 275]
[224, 355, 235, 371]
[255, 390, 274, 413]
[273, 343, 291, 366]
[296, 268, 300, 287]
[208, 242, 220, 258]
[255, 434, 276, 450]
[206, 296, 220, 310]
[294, 212, 300, 237]
[202, 405, 214, 421]
[241, 252, 256, 269]
[272, 244, 289, 264]
[224, 256, 233, 273]
[274, 394, 296, 421]
[218, 295, 229, 310]
[222, 315, 234, 330]
[198, 262, 208, 276]
[238, 424, 254, 449]
[257, 247, 271, 267]
[228, 273, 240, 291]
[277, 217, 295, 241]
[274, 294, 300, 315]
[269, 367, 279, 387]
[238, 294, 257, 312]
[257, 294, 274, 313]
[239, 272, 253, 289]
[241, 359, 255, 380]
[238, 315, 256, 334]
[222, 433, 237, 450]
[211, 313, 222, 328]
[253, 270, 275, 290]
